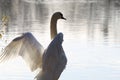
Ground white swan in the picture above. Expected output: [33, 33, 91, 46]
[0, 12, 67, 80]
[35, 33, 67, 80]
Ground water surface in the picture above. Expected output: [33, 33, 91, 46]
[0, 0, 120, 80]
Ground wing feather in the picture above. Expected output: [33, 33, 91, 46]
[40, 33, 67, 80]
[0, 32, 44, 71]
[0, 36, 23, 62]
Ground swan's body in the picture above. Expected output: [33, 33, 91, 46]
[0, 12, 67, 80]
[35, 33, 67, 80]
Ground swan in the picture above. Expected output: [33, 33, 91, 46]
[35, 33, 67, 80]
[0, 12, 67, 80]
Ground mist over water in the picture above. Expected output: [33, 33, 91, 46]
[0, 0, 120, 80]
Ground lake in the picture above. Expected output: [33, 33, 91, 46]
[0, 0, 120, 80]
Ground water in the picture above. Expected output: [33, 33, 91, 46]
[0, 0, 120, 80]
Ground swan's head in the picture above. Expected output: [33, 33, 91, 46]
[52, 12, 66, 20]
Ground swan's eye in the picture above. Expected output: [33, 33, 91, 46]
[60, 13, 63, 17]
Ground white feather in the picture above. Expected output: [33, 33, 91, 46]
[0, 32, 44, 71]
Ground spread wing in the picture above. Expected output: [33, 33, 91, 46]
[0, 32, 44, 71]
[41, 33, 67, 80]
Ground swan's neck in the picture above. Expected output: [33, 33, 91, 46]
[50, 17, 58, 40]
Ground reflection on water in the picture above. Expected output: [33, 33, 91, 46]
[0, 0, 120, 80]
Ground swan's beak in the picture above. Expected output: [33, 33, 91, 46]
[61, 17, 66, 20]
